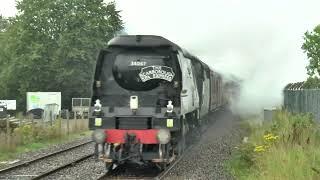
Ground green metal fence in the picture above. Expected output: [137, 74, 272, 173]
[283, 89, 320, 121]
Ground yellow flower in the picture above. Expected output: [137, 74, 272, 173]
[254, 145, 266, 152]
[263, 133, 272, 139]
[263, 133, 279, 141]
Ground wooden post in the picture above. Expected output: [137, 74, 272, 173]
[6, 117, 10, 145]
[19, 116, 22, 127]
[67, 110, 70, 136]
[59, 117, 62, 138]
[58, 110, 62, 119]
[41, 110, 44, 128]
[50, 111, 53, 126]
[81, 112, 84, 131]
[31, 114, 34, 136]
[74, 111, 77, 132]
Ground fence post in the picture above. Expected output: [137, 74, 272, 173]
[67, 110, 70, 136]
[74, 111, 77, 132]
[19, 116, 22, 127]
[50, 111, 53, 126]
[81, 113, 84, 131]
[6, 117, 10, 145]
[31, 114, 34, 136]
[59, 114, 62, 138]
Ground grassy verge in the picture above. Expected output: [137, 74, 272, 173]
[227, 110, 320, 180]
[0, 118, 90, 162]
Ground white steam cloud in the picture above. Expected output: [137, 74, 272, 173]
[116, 0, 319, 114]
[1, 0, 319, 114]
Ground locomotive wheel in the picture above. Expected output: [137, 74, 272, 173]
[159, 162, 167, 170]
[177, 118, 186, 156]
[105, 162, 113, 172]
[196, 109, 201, 125]
[194, 110, 202, 139]
[158, 143, 171, 170]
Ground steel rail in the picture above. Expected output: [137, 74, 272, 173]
[0, 140, 93, 174]
[96, 115, 209, 180]
[31, 153, 95, 180]
[97, 143, 195, 180]
[155, 144, 194, 180]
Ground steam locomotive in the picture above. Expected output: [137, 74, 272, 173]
[89, 35, 234, 170]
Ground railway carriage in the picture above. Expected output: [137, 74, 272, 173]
[89, 35, 229, 169]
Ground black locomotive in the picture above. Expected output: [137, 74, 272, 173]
[89, 35, 235, 170]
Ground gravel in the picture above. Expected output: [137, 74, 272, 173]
[0, 136, 94, 180]
[46, 109, 243, 180]
[0, 108, 244, 180]
[43, 157, 106, 180]
[0, 136, 91, 169]
[164, 108, 244, 180]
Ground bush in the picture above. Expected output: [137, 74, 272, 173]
[228, 110, 320, 180]
[0, 118, 89, 161]
[303, 76, 320, 89]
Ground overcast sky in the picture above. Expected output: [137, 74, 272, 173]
[1, 0, 320, 114]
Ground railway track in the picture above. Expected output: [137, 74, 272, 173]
[155, 148, 190, 180]
[0, 117, 214, 179]
[0, 140, 94, 179]
[97, 144, 195, 180]
[97, 116, 211, 180]
[31, 153, 95, 180]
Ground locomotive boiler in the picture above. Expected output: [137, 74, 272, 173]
[89, 35, 230, 170]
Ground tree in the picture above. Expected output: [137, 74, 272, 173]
[0, 0, 123, 111]
[302, 25, 320, 77]
[302, 25, 320, 88]
[303, 76, 320, 89]
[0, 16, 16, 98]
[0, 16, 10, 32]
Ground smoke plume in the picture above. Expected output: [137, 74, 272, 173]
[115, 0, 319, 114]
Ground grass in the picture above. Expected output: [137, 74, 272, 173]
[227, 110, 320, 180]
[0, 118, 90, 163]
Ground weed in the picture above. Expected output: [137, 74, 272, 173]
[227, 110, 320, 180]
[0, 118, 89, 161]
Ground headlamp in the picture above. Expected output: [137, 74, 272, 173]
[94, 99, 102, 112]
[92, 129, 106, 144]
[166, 100, 173, 113]
[130, 96, 138, 111]
[157, 129, 171, 144]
